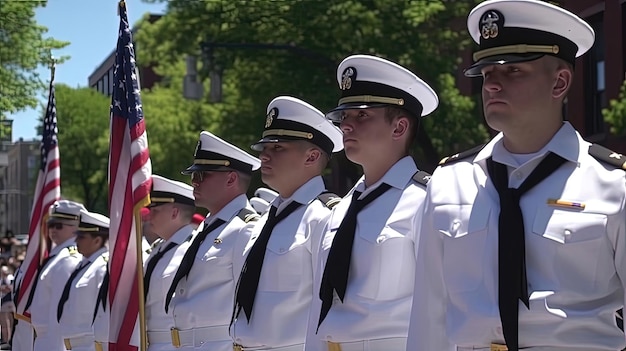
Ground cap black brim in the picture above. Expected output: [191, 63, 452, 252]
[250, 136, 312, 151]
[325, 102, 389, 124]
[181, 164, 227, 175]
[464, 54, 545, 77]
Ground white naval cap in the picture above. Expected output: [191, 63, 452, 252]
[77, 210, 110, 235]
[254, 187, 278, 204]
[250, 197, 270, 214]
[251, 96, 344, 154]
[182, 131, 261, 175]
[326, 54, 439, 123]
[464, 0, 595, 77]
[149, 175, 195, 207]
[48, 200, 86, 223]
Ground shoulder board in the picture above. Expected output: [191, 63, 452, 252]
[588, 144, 626, 170]
[237, 208, 260, 223]
[438, 144, 485, 166]
[66, 245, 78, 256]
[412, 170, 431, 186]
[150, 238, 163, 250]
[317, 191, 341, 209]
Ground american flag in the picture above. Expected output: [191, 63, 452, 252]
[107, 1, 152, 350]
[16, 69, 61, 316]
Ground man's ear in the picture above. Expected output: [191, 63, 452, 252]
[391, 116, 409, 140]
[552, 67, 572, 100]
[225, 171, 238, 187]
[304, 148, 321, 167]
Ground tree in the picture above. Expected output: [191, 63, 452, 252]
[52, 84, 111, 213]
[603, 79, 626, 135]
[0, 1, 69, 123]
[135, 0, 489, 193]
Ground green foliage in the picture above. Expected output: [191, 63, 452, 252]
[0, 0, 69, 121]
[53, 85, 110, 213]
[603, 79, 626, 135]
[135, 0, 488, 192]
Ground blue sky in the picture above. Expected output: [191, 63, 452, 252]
[10, 0, 167, 142]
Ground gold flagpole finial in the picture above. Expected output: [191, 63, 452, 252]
[118, 0, 125, 16]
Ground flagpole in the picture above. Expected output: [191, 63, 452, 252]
[40, 55, 56, 263]
[117, 1, 147, 349]
[135, 206, 147, 351]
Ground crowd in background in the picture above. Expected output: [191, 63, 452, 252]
[0, 230, 26, 347]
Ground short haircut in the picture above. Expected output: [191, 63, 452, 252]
[384, 106, 419, 152]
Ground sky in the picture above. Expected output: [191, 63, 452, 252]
[10, 0, 167, 142]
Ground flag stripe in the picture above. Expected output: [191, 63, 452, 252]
[108, 2, 151, 350]
[16, 78, 60, 314]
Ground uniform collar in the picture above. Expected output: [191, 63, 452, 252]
[164, 224, 194, 246]
[50, 237, 77, 256]
[353, 156, 418, 197]
[205, 193, 250, 224]
[475, 122, 581, 167]
[271, 175, 326, 213]
[85, 247, 108, 263]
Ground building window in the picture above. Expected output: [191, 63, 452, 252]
[584, 13, 606, 136]
[109, 68, 115, 95]
[103, 72, 109, 96]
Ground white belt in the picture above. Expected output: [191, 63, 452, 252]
[233, 344, 303, 351]
[148, 325, 230, 347]
[63, 335, 95, 350]
[326, 337, 406, 351]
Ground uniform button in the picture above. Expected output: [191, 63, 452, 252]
[179, 288, 185, 294]
[279, 248, 285, 253]
[564, 229, 572, 236]
[514, 171, 523, 180]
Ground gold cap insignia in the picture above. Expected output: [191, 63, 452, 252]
[265, 107, 278, 128]
[194, 140, 201, 157]
[480, 10, 503, 40]
[341, 67, 356, 90]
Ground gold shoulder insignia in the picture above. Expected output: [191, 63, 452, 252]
[439, 144, 485, 166]
[589, 144, 626, 170]
[67, 245, 79, 256]
[150, 238, 163, 249]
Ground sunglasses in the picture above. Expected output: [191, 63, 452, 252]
[191, 171, 207, 183]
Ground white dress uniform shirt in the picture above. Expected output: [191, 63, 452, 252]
[32, 238, 82, 351]
[407, 122, 626, 351]
[12, 267, 34, 351]
[92, 289, 109, 351]
[58, 247, 108, 351]
[169, 194, 254, 351]
[231, 176, 331, 350]
[305, 156, 426, 351]
[146, 224, 194, 351]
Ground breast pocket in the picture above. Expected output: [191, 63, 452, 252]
[355, 224, 415, 301]
[195, 243, 232, 283]
[260, 233, 308, 292]
[531, 209, 609, 290]
[435, 204, 490, 293]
